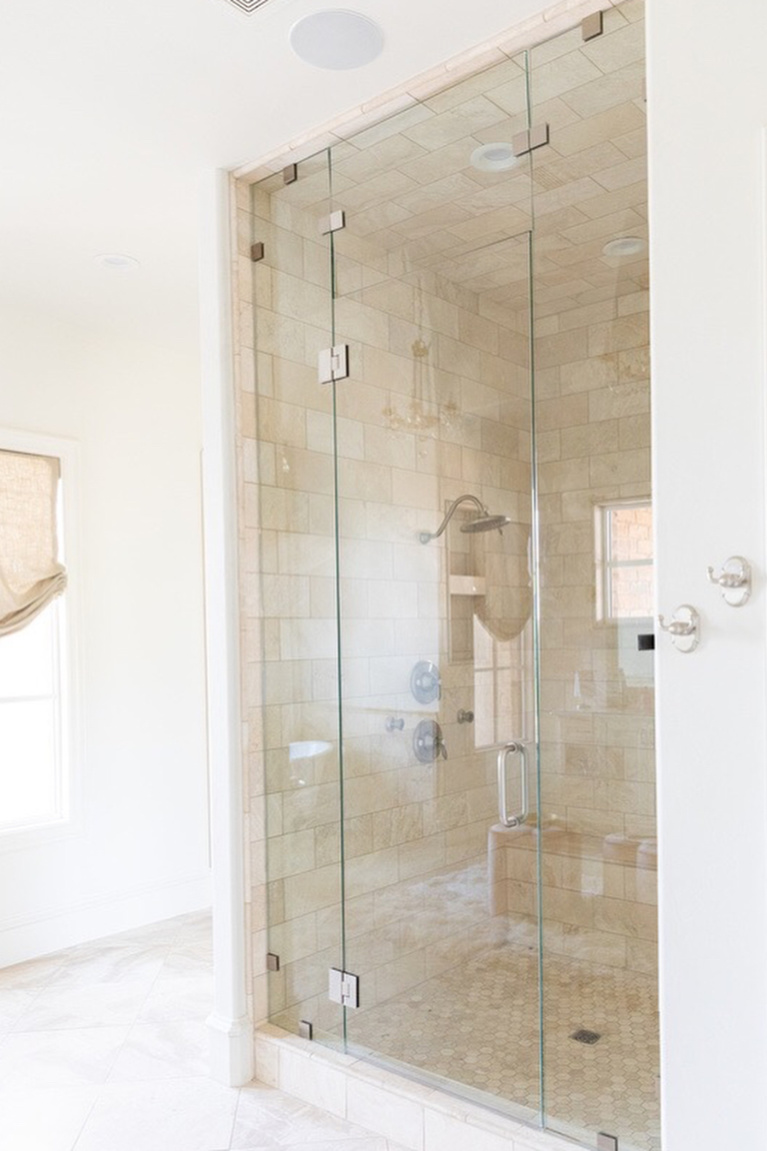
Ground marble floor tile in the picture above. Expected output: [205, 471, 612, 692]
[72, 1075, 239, 1151]
[108, 1019, 210, 1082]
[139, 972, 215, 1023]
[47, 943, 168, 989]
[0, 1025, 129, 1090]
[235, 1141, 393, 1151]
[0, 952, 65, 992]
[14, 978, 152, 1031]
[162, 939, 214, 977]
[0, 1085, 98, 1151]
[0, 987, 41, 1031]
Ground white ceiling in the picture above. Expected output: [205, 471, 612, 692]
[0, 0, 553, 344]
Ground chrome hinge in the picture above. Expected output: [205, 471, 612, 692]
[298, 1020, 313, 1040]
[283, 163, 298, 185]
[512, 123, 550, 157]
[329, 968, 360, 1008]
[266, 952, 280, 972]
[597, 1135, 619, 1151]
[318, 344, 350, 385]
[320, 210, 346, 235]
[582, 10, 604, 40]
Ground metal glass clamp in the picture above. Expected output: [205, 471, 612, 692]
[328, 968, 359, 1008]
[582, 11, 604, 41]
[318, 344, 349, 385]
[497, 741, 528, 828]
[512, 123, 550, 158]
[658, 604, 700, 653]
[707, 556, 751, 607]
[319, 210, 345, 235]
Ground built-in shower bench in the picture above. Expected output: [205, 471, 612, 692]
[489, 823, 657, 974]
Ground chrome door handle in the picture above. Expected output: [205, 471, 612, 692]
[497, 741, 528, 828]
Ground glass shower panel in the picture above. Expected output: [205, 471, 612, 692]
[327, 70, 542, 1119]
[528, 3, 659, 1148]
[248, 153, 346, 1046]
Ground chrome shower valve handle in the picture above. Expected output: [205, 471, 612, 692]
[707, 556, 751, 607]
[658, 604, 700, 653]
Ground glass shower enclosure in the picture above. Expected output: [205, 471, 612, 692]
[247, 3, 657, 1148]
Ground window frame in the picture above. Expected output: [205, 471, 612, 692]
[594, 496, 654, 625]
[0, 428, 82, 851]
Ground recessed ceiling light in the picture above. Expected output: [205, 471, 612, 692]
[602, 237, 644, 258]
[94, 253, 140, 271]
[470, 142, 518, 173]
[290, 10, 384, 70]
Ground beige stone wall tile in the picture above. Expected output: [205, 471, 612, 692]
[594, 895, 657, 940]
[588, 382, 649, 421]
[589, 445, 650, 486]
[560, 420, 620, 460]
[577, 178, 646, 221]
[626, 937, 657, 975]
[595, 154, 647, 193]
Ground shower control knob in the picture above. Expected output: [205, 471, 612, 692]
[413, 719, 447, 763]
[457, 709, 474, 724]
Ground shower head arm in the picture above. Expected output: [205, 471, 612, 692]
[418, 494, 487, 544]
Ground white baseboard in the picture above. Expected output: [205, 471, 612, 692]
[0, 870, 212, 967]
[208, 1009, 254, 1087]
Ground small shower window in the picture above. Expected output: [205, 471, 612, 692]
[595, 499, 654, 622]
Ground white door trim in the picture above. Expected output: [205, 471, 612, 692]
[199, 168, 253, 1087]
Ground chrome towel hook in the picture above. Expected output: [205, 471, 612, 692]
[707, 556, 751, 607]
[658, 604, 700, 653]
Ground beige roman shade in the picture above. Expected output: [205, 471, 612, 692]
[0, 449, 67, 638]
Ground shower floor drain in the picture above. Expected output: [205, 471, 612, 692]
[570, 1028, 602, 1045]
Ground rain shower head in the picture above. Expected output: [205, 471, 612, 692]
[461, 513, 511, 534]
[419, 494, 510, 544]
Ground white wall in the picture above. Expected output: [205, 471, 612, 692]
[0, 305, 211, 966]
[648, 0, 767, 1147]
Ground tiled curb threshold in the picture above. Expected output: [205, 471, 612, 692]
[255, 1024, 582, 1151]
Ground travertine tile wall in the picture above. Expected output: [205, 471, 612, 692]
[232, 0, 655, 1044]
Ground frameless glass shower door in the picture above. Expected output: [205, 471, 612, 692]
[251, 3, 658, 1147]
[250, 154, 347, 1048]
[528, 7, 659, 1147]
[331, 204, 540, 1117]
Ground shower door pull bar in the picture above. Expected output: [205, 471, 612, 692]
[497, 741, 528, 828]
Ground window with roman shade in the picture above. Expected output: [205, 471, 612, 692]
[0, 440, 73, 835]
[0, 449, 67, 637]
